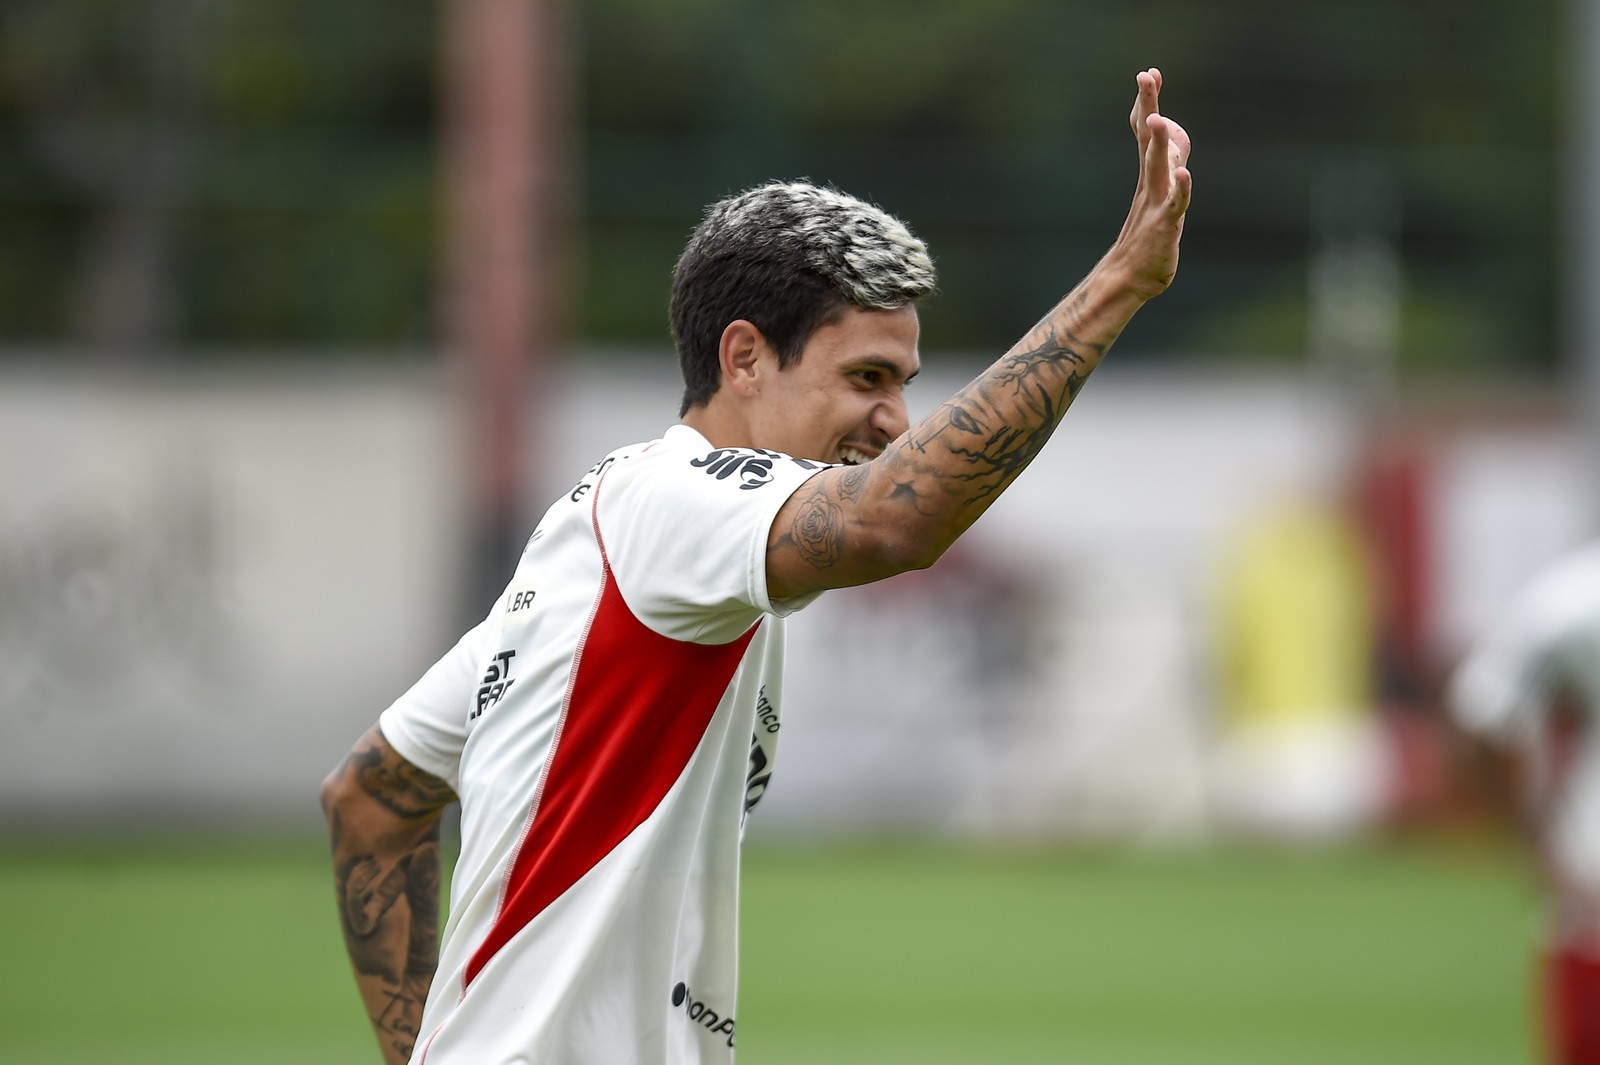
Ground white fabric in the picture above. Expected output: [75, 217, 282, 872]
[1449, 541, 1600, 935]
[379, 424, 830, 1064]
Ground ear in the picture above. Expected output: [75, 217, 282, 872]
[717, 320, 768, 399]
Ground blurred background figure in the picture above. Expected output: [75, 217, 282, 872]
[1209, 496, 1387, 840]
[1449, 541, 1600, 1065]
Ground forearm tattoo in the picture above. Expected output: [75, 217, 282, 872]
[331, 813, 444, 1063]
[917, 327, 1096, 503]
[776, 297, 1103, 574]
[327, 733, 454, 1064]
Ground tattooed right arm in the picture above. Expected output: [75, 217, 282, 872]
[322, 726, 457, 1065]
[767, 69, 1192, 600]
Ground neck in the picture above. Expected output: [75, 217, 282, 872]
[680, 402, 753, 451]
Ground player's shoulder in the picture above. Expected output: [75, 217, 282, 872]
[629, 424, 833, 494]
[1484, 542, 1600, 655]
[560, 435, 658, 507]
[1552, 541, 1600, 581]
[1524, 542, 1600, 610]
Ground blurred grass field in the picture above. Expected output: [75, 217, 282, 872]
[0, 835, 1535, 1065]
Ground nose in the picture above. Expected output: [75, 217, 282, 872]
[871, 390, 910, 444]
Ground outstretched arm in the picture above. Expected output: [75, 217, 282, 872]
[321, 726, 457, 1065]
[768, 69, 1192, 599]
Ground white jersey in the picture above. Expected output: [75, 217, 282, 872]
[1449, 541, 1600, 936]
[379, 424, 829, 1064]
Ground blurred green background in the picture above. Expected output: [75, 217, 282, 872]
[0, 0, 1562, 374]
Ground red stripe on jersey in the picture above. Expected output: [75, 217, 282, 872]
[463, 569, 759, 987]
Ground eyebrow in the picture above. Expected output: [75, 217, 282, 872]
[853, 357, 919, 385]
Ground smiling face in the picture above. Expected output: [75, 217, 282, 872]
[670, 183, 935, 421]
[743, 304, 921, 465]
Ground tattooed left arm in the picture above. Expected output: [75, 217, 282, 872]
[321, 725, 457, 1065]
[767, 69, 1191, 600]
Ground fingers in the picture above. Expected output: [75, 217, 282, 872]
[1142, 113, 1193, 216]
[1162, 117, 1191, 169]
[1129, 68, 1190, 217]
[1169, 161, 1193, 219]
[1128, 67, 1162, 140]
[1148, 114, 1191, 171]
[1142, 111, 1171, 192]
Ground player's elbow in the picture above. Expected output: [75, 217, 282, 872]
[319, 758, 357, 825]
[861, 520, 951, 577]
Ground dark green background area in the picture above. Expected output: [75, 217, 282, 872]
[0, 838, 1534, 1064]
[0, 0, 1562, 372]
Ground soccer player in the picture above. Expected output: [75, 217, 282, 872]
[322, 69, 1191, 1065]
[1449, 542, 1600, 1065]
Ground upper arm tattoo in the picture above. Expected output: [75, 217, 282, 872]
[788, 482, 844, 568]
[837, 464, 869, 503]
[344, 735, 457, 818]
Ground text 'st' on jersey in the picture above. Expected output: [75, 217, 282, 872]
[378, 425, 831, 1064]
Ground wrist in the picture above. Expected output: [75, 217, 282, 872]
[1094, 245, 1171, 304]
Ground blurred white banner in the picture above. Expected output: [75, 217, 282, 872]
[0, 360, 1586, 837]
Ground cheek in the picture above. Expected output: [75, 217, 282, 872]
[805, 392, 844, 425]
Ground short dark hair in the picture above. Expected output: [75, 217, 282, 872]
[670, 181, 936, 415]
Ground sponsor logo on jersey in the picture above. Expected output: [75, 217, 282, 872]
[504, 585, 538, 622]
[690, 448, 825, 490]
[755, 685, 780, 734]
[569, 455, 619, 503]
[671, 982, 736, 1048]
[472, 649, 516, 720]
[741, 686, 779, 822]
[743, 733, 772, 820]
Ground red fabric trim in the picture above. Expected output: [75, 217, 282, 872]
[463, 467, 759, 987]
[1544, 943, 1600, 1065]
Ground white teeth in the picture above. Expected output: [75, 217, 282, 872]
[839, 447, 870, 466]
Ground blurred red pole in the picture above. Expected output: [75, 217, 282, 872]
[442, 0, 569, 613]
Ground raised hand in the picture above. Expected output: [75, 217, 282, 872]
[1113, 68, 1192, 299]
[767, 69, 1199, 601]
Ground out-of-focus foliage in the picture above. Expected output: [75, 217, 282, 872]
[578, 0, 1558, 366]
[0, 0, 437, 352]
[0, 0, 1562, 372]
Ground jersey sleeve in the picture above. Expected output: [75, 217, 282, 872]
[1449, 622, 1549, 741]
[1449, 575, 1571, 741]
[377, 616, 495, 790]
[597, 442, 830, 644]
